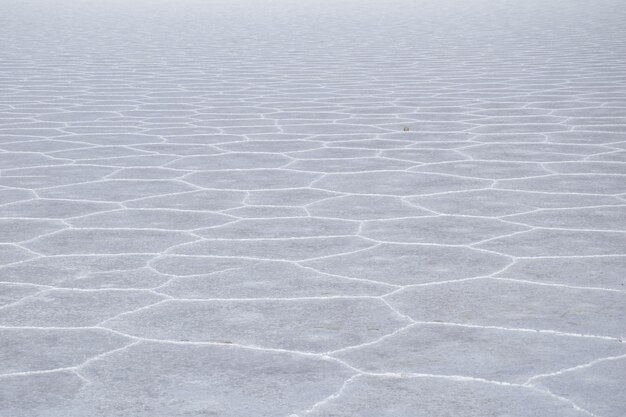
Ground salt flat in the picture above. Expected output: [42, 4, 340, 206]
[0, 0, 625, 416]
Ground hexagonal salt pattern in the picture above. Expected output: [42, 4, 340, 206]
[1, 0, 625, 415]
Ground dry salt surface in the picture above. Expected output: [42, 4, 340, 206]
[0, 0, 625, 416]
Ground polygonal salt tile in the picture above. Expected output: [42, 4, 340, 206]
[325, 139, 413, 150]
[387, 121, 473, 132]
[469, 124, 567, 134]
[0, 244, 36, 266]
[68, 209, 233, 230]
[192, 106, 270, 114]
[0, 199, 118, 219]
[552, 109, 626, 118]
[0, 283, 40, 307]
[384, 131, 471, 144]
[245, 188, 339, 206]
[307, 195, 432, 220]
[221, 126, 281, 135]
[131, 144, 222, 155]
[304, 375, 587, 417]
[37, 111, 119, 122]
[239, 118, 313, 127]
[171, 236, 375, 261]
[66, 133, 161, 145]
[471, 133, 546, 143]
[0, 128, 65, 137]
[197, 217, 358, 239]
[222, 205, 309, 218]
[107, 167, 186, 179]
[409, 189, 623, 216]
[0, 134, 46, 144]
[0, 372, 84, 417]
[280, 123, 387, 134]
[0, 152, 67, 169]
[380, 148, 469, 163]
[505, 206, 626, 230]
[313, 172, 489, 196]
[24, 229, 196, 255]
[0, 164, 115, 188]
[0, 289, 164, 327]
[270, 111, 343, 120]
[287, 147, 378, 160]
[497, 174, 626, 194]
[496, 257, 626, 290]
[333, 323, 626, 382]
[81, 154, 178, 167]
[411, 160, 549, 179]
[546, 131, 626, 144]
[167, 153, 291, 170]
[185, 169, 319, 190]
[535, 356, 626, 417]
[57, 268, 170, 289]
[106, 298, 409, 352]
[0, 254, 149, 285]
[149, 255, 256, 276]
[120, 110, 199, 118]
[139, 127, 221, 136]
[544, 161, 626, 175]
[0, 219, 65, 243]
[462, 143, 604, 162]
[476, 229, 626, 256]
[0, 188, 34, 205]
[247, 133, 311, 141]
[302, 244, 511, 285]
[575, 125, 626, 133]
[361, 216, 528, 244]
[477, 115, 564, 124]
[48, 343, 353, 417]
[343, 106, 414, 115]
[48, 146, 148, 160]
[472, 108, 549, 116]
[38, 180, 194, 201]
[159, 261, 390, 298]
[386, 278, 626, 338]
[287, 157, 415, 173]
[0, 328, 131, 374]
[218, 140, 322, 153]
[125, 190, 246, 210]
[589, 151, 626, 162]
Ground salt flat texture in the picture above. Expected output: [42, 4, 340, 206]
[0, 0, 625, 415]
